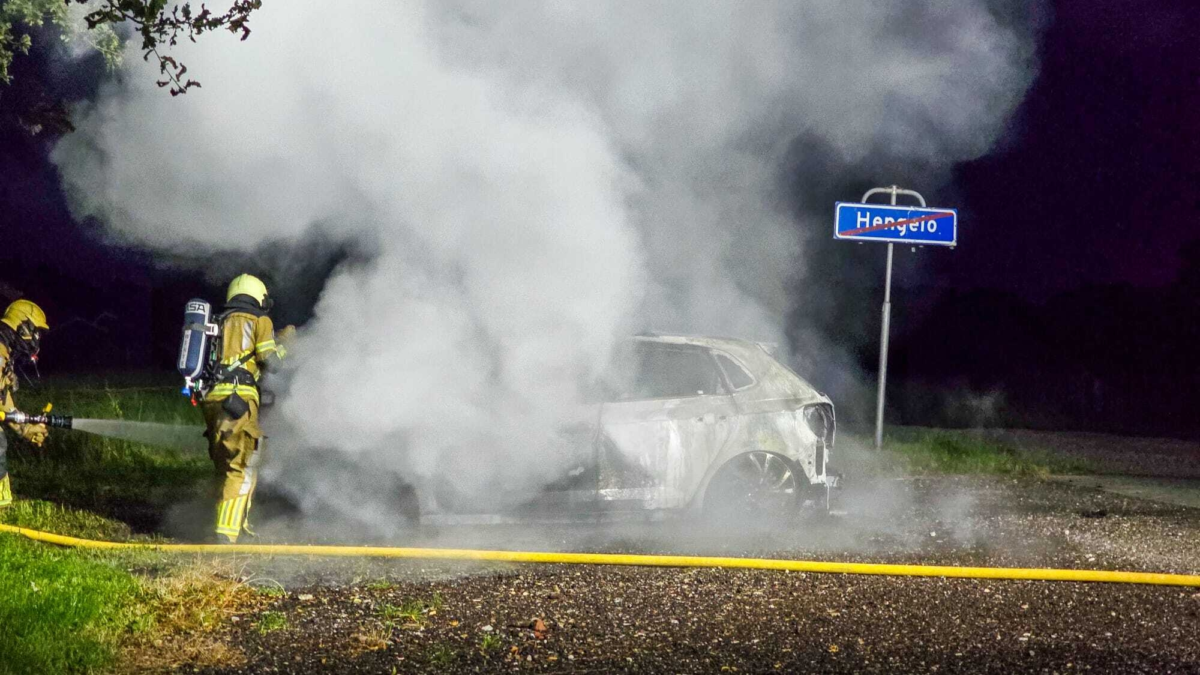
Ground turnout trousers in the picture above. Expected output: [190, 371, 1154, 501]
[202, 396, 263, 543]
[0, 432, 10, 507]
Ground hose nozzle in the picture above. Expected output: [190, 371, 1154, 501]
[42, 413, 73, 429]
[0, 410, 73, 429]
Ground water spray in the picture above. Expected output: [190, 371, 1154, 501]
[0, 405, 206, 452]
[68, 418, 207, 453]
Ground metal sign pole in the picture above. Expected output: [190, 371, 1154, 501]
[860, 185, 927, 450]
[875, 189, 896, 450]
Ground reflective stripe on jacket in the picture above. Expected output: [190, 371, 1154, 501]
[207, 311, 285, 402]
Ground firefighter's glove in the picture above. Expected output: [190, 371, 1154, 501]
[19, 423, 48, 447]
[276, 325, 297, 348]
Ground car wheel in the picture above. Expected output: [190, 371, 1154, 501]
[703, 451, 801, 522]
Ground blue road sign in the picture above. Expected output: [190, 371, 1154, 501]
[834, 202, 957, 247]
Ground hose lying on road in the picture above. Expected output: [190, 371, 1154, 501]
[3, 523, 1198, 588]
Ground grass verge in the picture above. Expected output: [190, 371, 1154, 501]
[1, 381, 265, 671]
[0, 501, 259, 674]
[0, 533, 145, 674]
[848, 428, 1094, 477]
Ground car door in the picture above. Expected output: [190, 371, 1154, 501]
[598, 342, 738, 508]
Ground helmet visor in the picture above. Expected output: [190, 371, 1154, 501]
[16, 323, 41, 359]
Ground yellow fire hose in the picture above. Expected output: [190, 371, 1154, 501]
[3, 522, 1199, 587]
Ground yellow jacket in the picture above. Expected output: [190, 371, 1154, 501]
[206, 309, 286, 403]
[0, 339, 42, 442]
[0, 341, 16, 416]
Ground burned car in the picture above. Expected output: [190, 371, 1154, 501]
[428, 334, 837, 519]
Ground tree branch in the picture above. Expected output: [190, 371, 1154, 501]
[80, 0, 262, 95]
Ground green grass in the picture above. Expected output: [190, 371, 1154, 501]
[378, 600, 426, 626]
[253, 582, 287, 598]
[16, 379, 201, 424]
[867, 428, 1094, 477]
[428, 643, 458, 665]
[479, 632, 503, 653]
[377, 594, 443, 628]
[0, 501, 254, 674]
[256, 611, 289, 634]
[0, 533, 149, 674]
[0, 499, 135, 540]
[377, 602, 406, 621]
[0, 380, 254, 673]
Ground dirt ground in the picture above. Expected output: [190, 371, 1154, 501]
[178, 477, 1200, 674]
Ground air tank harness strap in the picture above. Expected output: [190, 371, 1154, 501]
[218, 369, 257, 387]
[215, 350, 258, 384]
[193, 350, 258, 406]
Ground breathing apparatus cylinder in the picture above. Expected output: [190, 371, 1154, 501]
[178, 299, 218, 397]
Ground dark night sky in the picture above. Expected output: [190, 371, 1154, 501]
[946, 0, 1199, 299]
[1, 0, 1198, 434]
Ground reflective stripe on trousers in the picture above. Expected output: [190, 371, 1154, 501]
[216, 495, 249, 538]
[214, 436, 263, 541]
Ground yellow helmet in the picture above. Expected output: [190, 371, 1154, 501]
[2, 299, 49, 332]
[226, 274, 270, 307]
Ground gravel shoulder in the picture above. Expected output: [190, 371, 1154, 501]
[181, 477, 1200, 674]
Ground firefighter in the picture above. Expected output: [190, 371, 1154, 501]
[0, 300, 50, 508]
[203, 274, 294, 542]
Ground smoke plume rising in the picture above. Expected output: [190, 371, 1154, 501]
[52, 1, 1039, 531]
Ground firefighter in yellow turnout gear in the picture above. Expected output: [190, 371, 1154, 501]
[0, 300, 51, 508]
[203, 275, 292, 542]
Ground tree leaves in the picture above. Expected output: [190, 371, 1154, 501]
[3, 0, 263, 96]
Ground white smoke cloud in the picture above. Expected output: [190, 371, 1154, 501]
[51, 0, 1038, 526]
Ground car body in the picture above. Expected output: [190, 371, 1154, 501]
[428, 333, 836, 517]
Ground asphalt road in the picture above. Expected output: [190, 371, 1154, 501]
[984, 429, 1200, 480]
[1051, 474, 1200, 510]
[186, 477, 1200, 674]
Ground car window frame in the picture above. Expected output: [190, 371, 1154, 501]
[615, 342, 730, 401]
[711, 349, 758, 392]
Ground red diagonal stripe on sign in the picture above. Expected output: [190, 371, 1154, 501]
[841, 212, 954, 237]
